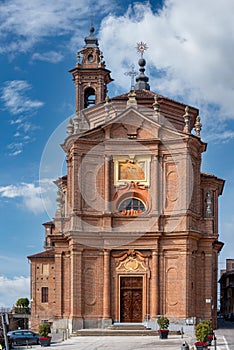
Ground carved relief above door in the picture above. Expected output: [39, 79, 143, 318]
[114, 250, 150, 273]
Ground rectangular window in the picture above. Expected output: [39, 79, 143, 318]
[42, 264, 49, 275]
[41, 287, 48, 303]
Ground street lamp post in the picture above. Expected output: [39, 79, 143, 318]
[1, 313, 9, 350]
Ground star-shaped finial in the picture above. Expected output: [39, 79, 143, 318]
[136, 42, 148, 57]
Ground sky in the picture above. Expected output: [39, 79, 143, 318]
[0, 0, 234, 308]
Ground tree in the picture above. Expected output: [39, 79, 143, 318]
[16, 298, 29, 308]
[15, 298, 30, 313]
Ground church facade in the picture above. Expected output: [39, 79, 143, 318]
[28, 28, 224, 332]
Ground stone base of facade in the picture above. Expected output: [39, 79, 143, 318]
[53, 317, 84, 333]
[83, 318, 112, 329]
[100, 318, 113, 329]
[52, 317, 113, 332]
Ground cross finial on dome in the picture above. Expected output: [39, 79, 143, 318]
[124, 64, 137, 90]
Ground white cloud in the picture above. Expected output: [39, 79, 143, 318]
[206, 130, 234, 143]
[0, 180, 57, 215]
[98, 0, 234, 138]
[10, 117, 23, 125]
[1, 80, 43, 155]
[31, 51, 64, 63]
[7, 144, 23, 156]
[0, 275, 30, 308]
[0, 183, 40, 198]
[0, 0, 114, 55]
[0, 183, 44, 213]
[14, 132, 20, 137]
[39, 178, 58, 218]
[1, 80, 43, 115]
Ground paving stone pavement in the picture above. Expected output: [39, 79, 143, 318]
[11, 333, 227, 350]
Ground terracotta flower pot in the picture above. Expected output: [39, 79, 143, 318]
[207, 335, 213, 345]
[194, 341, 209, 350]
[39, 336, 51, 347]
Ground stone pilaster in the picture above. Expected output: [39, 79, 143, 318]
[70, 250, 82, 318]
[104, 155, 110, 213]
[103, 250, 111, 319]
[54, 253, 63, 317]
[150, 250, 159, 318]
[73, 153, 82, 213]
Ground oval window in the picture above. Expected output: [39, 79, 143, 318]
[88, 54, 93, 62]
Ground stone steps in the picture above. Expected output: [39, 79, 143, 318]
[108, 324, 150, 330]
[72, 323, 160, 336]
[72, 329, 159, 336]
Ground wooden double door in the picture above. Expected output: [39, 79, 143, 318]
[120, 276, 143, 322]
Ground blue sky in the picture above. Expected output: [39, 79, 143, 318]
[0, 0, 234, 308]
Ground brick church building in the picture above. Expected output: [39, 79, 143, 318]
[28, 27, 224, 332]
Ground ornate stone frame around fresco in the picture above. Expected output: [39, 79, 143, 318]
[113, 155, 151, 187]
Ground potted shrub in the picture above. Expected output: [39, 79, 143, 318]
[39, 323, 51, 347]
[195, 321, 210, 350]
[202, 320, 213, 345]
[157, 316, 170, 339]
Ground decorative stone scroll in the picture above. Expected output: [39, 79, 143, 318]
[114, 250, 150, 273]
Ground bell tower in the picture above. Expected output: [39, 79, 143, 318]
[70, 26, 113, 112]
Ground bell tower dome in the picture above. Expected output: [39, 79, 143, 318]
[69, 26, 113, 112]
